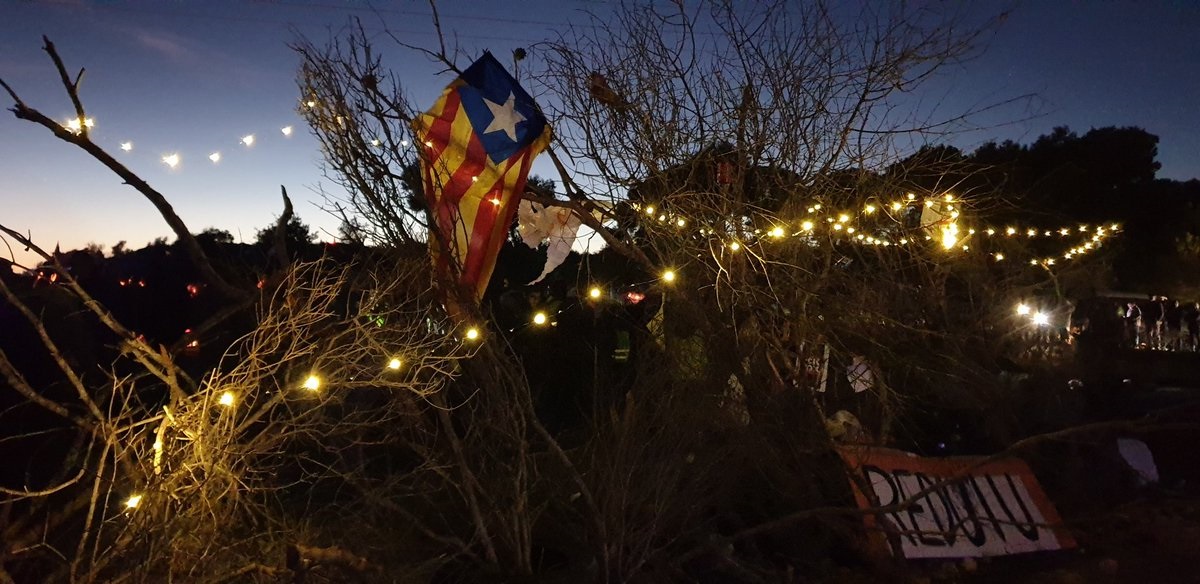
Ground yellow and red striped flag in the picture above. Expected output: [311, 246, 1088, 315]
[412, 52, 551, 302]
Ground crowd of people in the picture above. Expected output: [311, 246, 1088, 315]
[1120, 296, 1200, 351]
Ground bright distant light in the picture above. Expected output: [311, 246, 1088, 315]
[589, 287, 602, 299]
[729, 241, 741, 252]
[120, 141, 133, 152]
[218, 391, 235, 407]
[305, 100, 317, 108]
[125, 494, 143, 509]
[940, 223, 959, 249]
[662, 270, 676, 283]
[863, 204, 876, 214]
[1016, 303, 1031, 316]
[891, 201, 903, 211]
[769, 226, 785, 238]
[281, 126, 293, 136]
[1032, 312, 1050, 326]
[66, 117, 94, 133]
[838, 213, 850, 223]
[387, 358, 402, 370]
[532, 312, 548, 325]
[994, 253, 1005, 261]
[676, 218, 686, 227]
[209, 152, 221, 163]
[465, 327, 481, 341]
[801, 220, 814, 231]
[302, 375, 321, 391]
[241, 134, 255, 146]
[371, 139, 381, 147]
[162, 153, 180, 168]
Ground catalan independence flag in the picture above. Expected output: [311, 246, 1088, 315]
[412, 52, 551, 301]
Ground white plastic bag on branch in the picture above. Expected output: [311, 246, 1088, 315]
[517, 199, 582, 284]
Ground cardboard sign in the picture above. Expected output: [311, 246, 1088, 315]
[838, 446, 1074, 559]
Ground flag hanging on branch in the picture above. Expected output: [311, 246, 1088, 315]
[412, 52, 551, 301]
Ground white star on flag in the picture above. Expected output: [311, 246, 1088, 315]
[483, 92, 526, 141]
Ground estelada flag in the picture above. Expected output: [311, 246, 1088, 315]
[412, 52, 551, 301]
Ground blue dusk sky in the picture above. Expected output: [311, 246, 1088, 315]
[1, 1, 1197, 270]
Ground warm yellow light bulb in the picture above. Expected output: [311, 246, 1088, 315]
[891, 201, 903, 211]
[994, 253, 1004, 261]
[589, 287, 602, 299]
[769, 226, 785, 238]
[125, 494, 143, 509]
[838, 213, 850, 223]
[1016, 303, 1031, 316]
[302, 375, 321, 391]
[676, 218, 686, 227]
[387, 358, 402, 370]
[833, 223, 843, 231]
[801, 220, 814, 231]
[864, 204, 876, 214]
[662, 270, 676, 283]
[1006, 227, 1016, 236]
[906, 193, 916, 200]
[218, 391, 235, 407]
[729, 241, 741, 252]
[465, 327, 481, 341]
[645, 206, 655, 216]
[533, 312, 548, 325]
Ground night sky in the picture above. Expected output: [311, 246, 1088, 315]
[1, 1, 1197, 270]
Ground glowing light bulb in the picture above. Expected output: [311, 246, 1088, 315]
[1016, 303, 1031, 316]
[906, 193, 916, 200]
[661, 270, 676, 283]
[424, 140, 433, 147]
[489, 198, 501, 206]
[645, 206, 655, 216]
[833, 223, 843, 231]
[1006, 227, 1016, 236]
[372, 139, 382, 147]
[986, 228, 995, 236]
[218, 391, 235, 407]
[838, 213, 850, 223]
[924, 200, 933, 208]
[302, 375, 321, 392]
[846, 227, 856, 234]
[589, 287, 602, 299]
[864, 204, 876, 214]
[891, 201, 903, 211]
[305, 100, 317, 108]
[533, 312, 548, 325]
[387, 358, 402, 370]
[1032, 312, 1049, 326]
[994, 253, 1005, 261]
[209, 152, 221, 163]
[125, 494, 143, 509]
[241, 134, 255, 146]
[281, 126, 293, 136]
[729, 241, 741, 252]
[66, 117, 94, 133]
[800, 220, 814, 231]
[120, 141, 133, 152]
[465, 327, 481, 341]
[769, 226, 785, 238]
[676, 218, 686, 227]
[162, 153, 180, 168]
[944, 194, 954, 202]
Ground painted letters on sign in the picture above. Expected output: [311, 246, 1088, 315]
[838, 446, 1074, 558]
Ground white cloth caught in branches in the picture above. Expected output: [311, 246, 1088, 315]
[517, 199, 582, 284]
